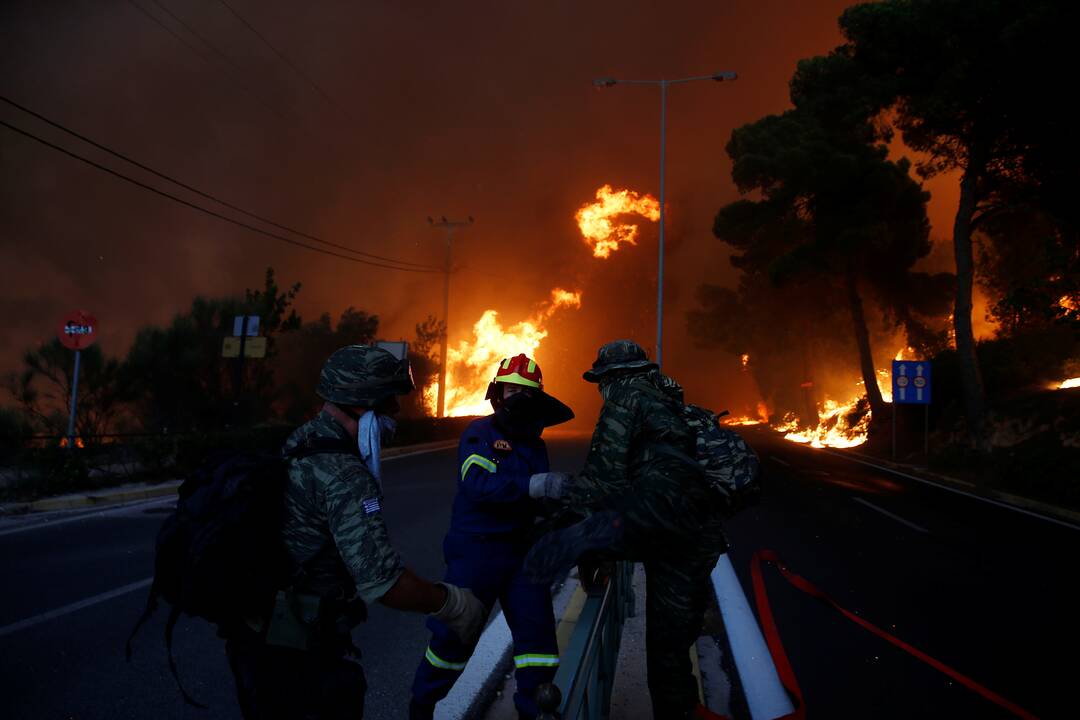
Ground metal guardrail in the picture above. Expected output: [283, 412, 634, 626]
[536, 561, 635, 720]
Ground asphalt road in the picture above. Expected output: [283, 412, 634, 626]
[2, 429, 1076, 719]
[0, 438, 589, 720]
[726, 428, 1079, 719]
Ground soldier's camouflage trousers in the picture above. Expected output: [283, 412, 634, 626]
[641, 520, 728, 719]
[226, 631, 366, 720]
[525, 511, 727, 718]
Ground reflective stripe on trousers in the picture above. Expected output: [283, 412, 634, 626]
[514, 653, 560, 669]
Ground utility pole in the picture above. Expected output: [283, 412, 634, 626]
[428, 215, 473, 418]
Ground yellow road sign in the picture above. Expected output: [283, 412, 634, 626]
[222, 336, 267, 358]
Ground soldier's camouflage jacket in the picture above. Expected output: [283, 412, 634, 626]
[281, 410, 405, 603]
[567, 370, 725, 547]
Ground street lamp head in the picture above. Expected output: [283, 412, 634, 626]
[711, 71, 738, 82]
[593, 77, 618, 88]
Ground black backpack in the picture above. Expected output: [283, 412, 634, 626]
[125, 439, 353, 706]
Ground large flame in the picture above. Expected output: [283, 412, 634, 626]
[773, 355, 898, 448]
[1058, 377, 1080, 390]
[426, 183, 652, 417]
[426, 288, 582, 417]
[778, 399, 871, 449]
[575, 184, 660, 259]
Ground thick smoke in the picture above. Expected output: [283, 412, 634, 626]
[3, 0, 927, 421]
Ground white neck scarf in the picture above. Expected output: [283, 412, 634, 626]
[358, 411, 397, 487]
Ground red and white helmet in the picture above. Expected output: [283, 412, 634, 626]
[485, 353, 542, 407]
[484, 353, 574, 426]
[492, 354, 543, 390]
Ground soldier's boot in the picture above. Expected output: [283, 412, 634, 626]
[522, 510, 624, 584]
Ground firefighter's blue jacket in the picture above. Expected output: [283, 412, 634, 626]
[450, 415, 549, 536]
[414, 414, 559, 717]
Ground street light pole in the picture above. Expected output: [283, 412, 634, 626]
[428, 215, 473, 418]
[594, 71, 737, 367]
[657, 80, 667, 367]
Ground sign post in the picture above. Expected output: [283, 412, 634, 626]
[225, 315, 262, 422]
[891, 360, 932, 462]
[56, 311, 98, 449]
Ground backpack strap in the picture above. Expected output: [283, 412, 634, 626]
[164, 603, 208, 708]
[124, 578, 159, 661]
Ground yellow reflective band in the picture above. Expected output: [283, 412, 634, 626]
[501, 357, 512, 369]
[527, 359, 536, 373]
[425, 647, 467, 671]
[461, 454, 497, 480]
[492, 372, 541, 388]
[513, 653, 560, 668]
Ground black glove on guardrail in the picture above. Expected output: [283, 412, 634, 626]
[522, 510, 624, 585]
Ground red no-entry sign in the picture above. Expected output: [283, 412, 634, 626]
[57, 310, 98, 350]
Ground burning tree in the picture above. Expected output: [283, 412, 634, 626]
[700, 51, 949, 434]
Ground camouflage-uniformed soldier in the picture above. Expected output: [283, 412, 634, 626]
[226, 345, 487, 720]
[526, 340, 728, 719]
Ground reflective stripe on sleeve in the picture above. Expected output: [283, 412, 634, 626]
[460, 453, 497, 480]
[425, 646, 467, 671]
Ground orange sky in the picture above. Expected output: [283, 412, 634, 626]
[0, 1, 976, 419]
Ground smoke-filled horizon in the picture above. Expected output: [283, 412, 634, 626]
[1, 0, 965, 423]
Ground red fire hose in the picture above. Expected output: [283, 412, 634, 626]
[749, 549, 1040, 720]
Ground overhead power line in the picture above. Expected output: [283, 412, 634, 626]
[124, 0, 295, 128]
[0, 95, 439, 270]
[0, 118, 442, 274]
[214, 0, 356, 123]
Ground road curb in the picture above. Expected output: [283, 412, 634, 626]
[382, 439, 458, 458]
[7, 439, 460, 515]
[27, 481, 183, 513]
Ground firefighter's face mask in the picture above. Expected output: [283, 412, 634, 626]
[495, 389, 545, 438]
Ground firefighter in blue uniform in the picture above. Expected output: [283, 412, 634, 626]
[410, 354, 574, 720]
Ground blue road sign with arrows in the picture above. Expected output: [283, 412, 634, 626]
[892, 360, 931, 404]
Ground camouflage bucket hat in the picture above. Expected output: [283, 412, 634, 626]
[582, 339, 658, 383]
[317, 345, 415, 407]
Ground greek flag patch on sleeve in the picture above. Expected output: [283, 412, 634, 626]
[361, 497, 382, 515]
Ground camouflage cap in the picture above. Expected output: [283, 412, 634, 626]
[583, 339, 658, 383]
[317, 345, 415, 407]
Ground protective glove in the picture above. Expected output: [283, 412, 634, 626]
[529, 471, 571, 500]
[522, 510, 624, 585]
[430, 582, 488, 645]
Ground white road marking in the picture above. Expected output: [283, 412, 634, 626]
[770, 456, 791, 468]
[0, 577, 153, 638]
[821, 449, 1080, 532]
[852, 497, 929, 534]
